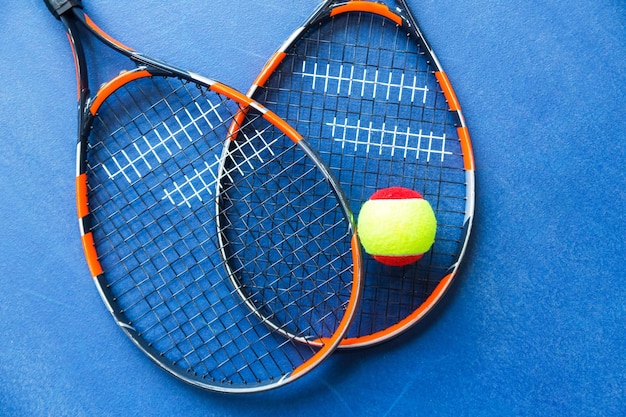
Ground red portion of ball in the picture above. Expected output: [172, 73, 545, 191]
[369, 186, 422, 200]
[373, 254, 424, 267]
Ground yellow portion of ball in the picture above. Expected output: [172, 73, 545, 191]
[357, 197, 437, 257]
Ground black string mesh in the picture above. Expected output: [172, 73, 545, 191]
[85, 74, 356, 391]
[252, 9, 472, 343]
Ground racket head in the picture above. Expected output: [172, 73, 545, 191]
[52, 4, 362, 392]
[247, 0, 475, 347]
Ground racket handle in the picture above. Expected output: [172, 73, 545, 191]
[44, 0, 82, 19]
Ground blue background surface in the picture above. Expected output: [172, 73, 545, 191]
[1, 0, 624, 415]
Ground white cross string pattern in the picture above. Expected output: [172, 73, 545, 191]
[161, 156, 222, 208]
[162, 123, 281, 208]
[326, 117, 452, 162]
[102, 97, 226, 185]
[296, 61, 429, 103]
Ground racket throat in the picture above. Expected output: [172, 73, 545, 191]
[45, 0, 83, 19]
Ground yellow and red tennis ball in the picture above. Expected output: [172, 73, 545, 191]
[357, 187, 437, 267]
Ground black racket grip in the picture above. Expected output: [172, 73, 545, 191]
[44, 0, 82, 19]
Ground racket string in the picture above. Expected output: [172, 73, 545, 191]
[253, 11, 469, 338]
[85, 75, 355, 387]
[219, 130, 354, 341]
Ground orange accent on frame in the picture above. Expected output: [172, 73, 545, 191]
[291, 232, 362, 377]
[254, 52, 287, 89]
[218, 78, 302, 144]
[213, 82, 255, 142]
[81, 232, 103, 277]
[76, 173, 89, 219]
[457, 126, 475, 171]
[340, 272, 454, 347]
[90, 70, 152, 115]
[435, 71, 461, 112]
[263, 112, 302, 144]
[210, 83, 254, 107]
[331, 2, 403, 26]
[84, 14, 134, 52]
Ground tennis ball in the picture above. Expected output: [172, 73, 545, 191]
[357, 187, 437, 267]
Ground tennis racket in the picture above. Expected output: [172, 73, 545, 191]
[44, 0, 361, 392]
[246, 0, 475, 347]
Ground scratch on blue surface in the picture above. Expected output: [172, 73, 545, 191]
[321, 379, 353, 413]
[231, 46, 266, 61]
[382, 379, 414, 417]
[21, 288, 75, 310]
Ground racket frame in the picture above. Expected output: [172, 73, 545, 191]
[47, 0, 362, 392]
[245, 0, 475, 348]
